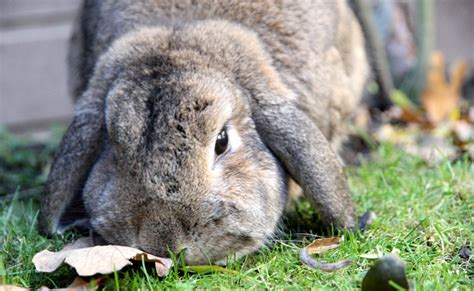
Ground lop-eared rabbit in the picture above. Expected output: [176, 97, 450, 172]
[40, 0, 368, 264]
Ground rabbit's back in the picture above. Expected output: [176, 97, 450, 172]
[70, 0, 367, 147]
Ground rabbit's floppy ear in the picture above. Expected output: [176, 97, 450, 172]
[247, 68, 356, 230]
[39, 94, 105, 234]
[186, 21, 357, 228]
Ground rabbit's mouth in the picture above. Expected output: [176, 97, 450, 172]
[172, 232, 268, 266]
[127, 210, 274, 265]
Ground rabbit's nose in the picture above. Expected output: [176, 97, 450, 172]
[137, 226, 180, 258]
[137, 236, 178, 258]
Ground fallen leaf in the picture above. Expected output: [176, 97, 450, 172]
[399, 107, 427, 125]
[32, 237, 173, 277]
[361, 254, 410, 291]
[306, 237, 344, 255]
[389, 90, 427, 124]
[299, 237, 352, 272]
[421, 52, 469, 124]
[154, 259, 173, 277]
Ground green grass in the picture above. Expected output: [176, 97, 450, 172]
[1, 131, 472, 289]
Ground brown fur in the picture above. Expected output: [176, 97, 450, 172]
[40, 0, 368, 264]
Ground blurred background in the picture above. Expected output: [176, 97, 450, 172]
[1, 0, 79, 134]
[0, 0, 474, 133]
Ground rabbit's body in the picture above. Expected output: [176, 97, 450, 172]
[70, 0, 367, 149]
[41, 0, 368, 264]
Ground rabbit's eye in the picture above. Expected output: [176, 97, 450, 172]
[215, 128, 229, 156]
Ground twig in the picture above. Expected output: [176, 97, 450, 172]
[299, 247, 353, 272]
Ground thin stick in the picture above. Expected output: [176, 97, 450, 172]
[299, 247, 353, 272]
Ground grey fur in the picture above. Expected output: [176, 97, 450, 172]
[40, 0, 368, 264]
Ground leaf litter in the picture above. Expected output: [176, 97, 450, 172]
[32, 237, 172, 277]
[32, 236, 239, 288]
[363, 51, 473, 163]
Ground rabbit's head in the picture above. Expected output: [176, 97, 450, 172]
[41, 22, 355, 264]
[88, 73, 287, 264]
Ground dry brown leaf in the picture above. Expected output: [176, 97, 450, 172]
[32, 237, 172, 277]
[299, 237, 352, 272]
[421, 52, 469, 124]
[385, 105, 429, 126]
[400, 107, 428, 125]
[306, 237, 343, 255]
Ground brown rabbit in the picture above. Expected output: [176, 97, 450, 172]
[40, 0, 368, 264]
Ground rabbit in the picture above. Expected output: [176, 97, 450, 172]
[40, 0, 369, 265]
